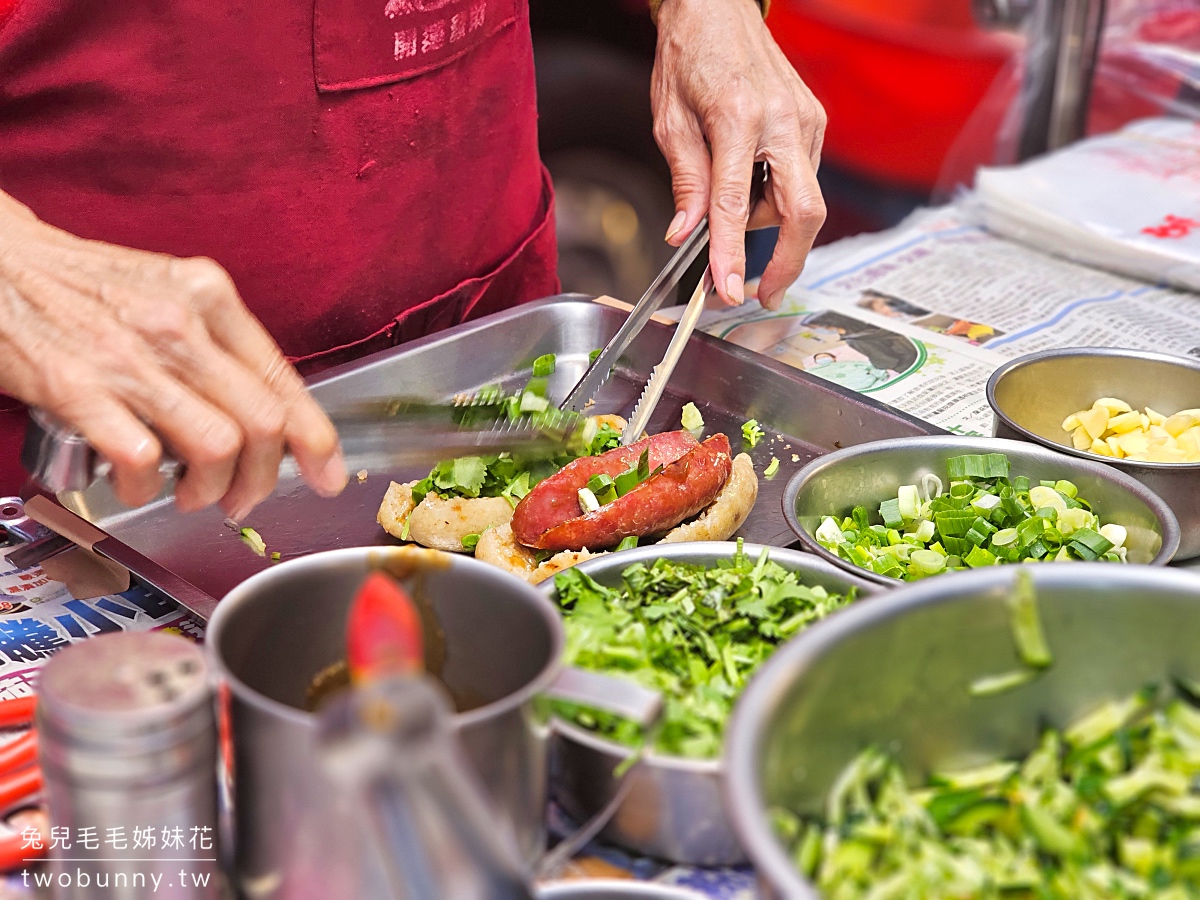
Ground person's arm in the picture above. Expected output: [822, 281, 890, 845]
[0, 190, 346, 515]
[650, 0, 826, 311]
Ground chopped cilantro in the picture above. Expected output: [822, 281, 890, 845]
[551, 542, 855, 758]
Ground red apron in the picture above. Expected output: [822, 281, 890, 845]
[0, 0, 557, 493]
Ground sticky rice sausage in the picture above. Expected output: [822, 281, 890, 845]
[510, 430, 698, 545]
[513, 433, 732, 551]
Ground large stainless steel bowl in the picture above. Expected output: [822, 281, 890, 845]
[987, 347, 1200, 560]
[784, 435, 1180, 587]
[543, 542, 879, 866]
[725, 564, 1200, 898]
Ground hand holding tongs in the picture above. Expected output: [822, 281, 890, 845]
[559, 161, 770, 440]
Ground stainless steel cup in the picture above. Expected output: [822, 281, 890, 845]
[206, 547, 564, 900]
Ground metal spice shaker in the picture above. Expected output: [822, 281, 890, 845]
[37, 631, 226, 899]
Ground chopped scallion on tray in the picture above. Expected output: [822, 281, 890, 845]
[813, 453, 1128, 581]
[742, 419, 765, 449]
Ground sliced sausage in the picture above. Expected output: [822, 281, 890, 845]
[511, 430, 699, 545]
[517, 434, 733, 551]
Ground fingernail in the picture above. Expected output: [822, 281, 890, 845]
[317, 451, 348, 496]
[726, 273, 745, 306]
[665, 210, 686, 243]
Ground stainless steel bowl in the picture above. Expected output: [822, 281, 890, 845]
[543, 541, 879, 866]
[725, 564, 1200, 898]
[987, 347, 1200, 560]
[783, 435, 1180, 587]
[538, 881, 706, 899]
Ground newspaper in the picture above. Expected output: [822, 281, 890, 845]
[0, 550, 201, 700]
[685, 204, 1200, 437]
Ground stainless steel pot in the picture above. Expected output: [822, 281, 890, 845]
[544, 542, 879, 867]
[784, 435, 1180, 587]
[725, 564, 1200, 898]
[987, 347, 1200, 560]
[207, 547, 564, 899]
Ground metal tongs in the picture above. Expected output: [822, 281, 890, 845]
[21, 391, 589, 495]
[561, 161, 770, 440]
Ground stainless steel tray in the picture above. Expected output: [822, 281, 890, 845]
[60, 295, 941, 606]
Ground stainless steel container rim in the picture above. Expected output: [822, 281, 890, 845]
[205, 546, 566, 729]
[724, 563, 1200, 899]
[545, 540, 881, 771]
[986, 347, 1200, 472]
[782, 435, 1183, 587]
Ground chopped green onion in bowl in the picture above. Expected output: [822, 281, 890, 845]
[813, 453, 1129, 582]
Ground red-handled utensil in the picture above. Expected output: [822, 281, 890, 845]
[0, 698, 36, 730]
[345, 572, 425, 684]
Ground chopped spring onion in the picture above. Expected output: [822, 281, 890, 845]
[812, 452, 1128, 581]
[588, 348, 602, 364]
[587, 473, 617, 505]
[946, 452, 1009, 479]
[742, 419, 765, 448]
[897, 484, 920, 519]
[270, 551, 282, 562]
[616, 536, 638, 552]
[577, 487, 601, 514]
[239, 527, 266, 557]
[680, 402, 705, 436]
[764, 457, 780, 479]
[461, 533, 481, 551]
[519, 391, 550, 414]
[531, 353, 556, 377]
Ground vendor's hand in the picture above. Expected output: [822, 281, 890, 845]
[652, 0, 827, 310]
[0, 193, 347, 515]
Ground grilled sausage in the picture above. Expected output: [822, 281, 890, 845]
[510, 430, 699, 546]
[513, 433, 733, 551]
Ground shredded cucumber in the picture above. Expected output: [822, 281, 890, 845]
[775, 683, 1200, 898]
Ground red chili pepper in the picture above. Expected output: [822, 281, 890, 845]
[0, 698, 35, 730]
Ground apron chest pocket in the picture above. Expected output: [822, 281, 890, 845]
[314, 0, 518, 91]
